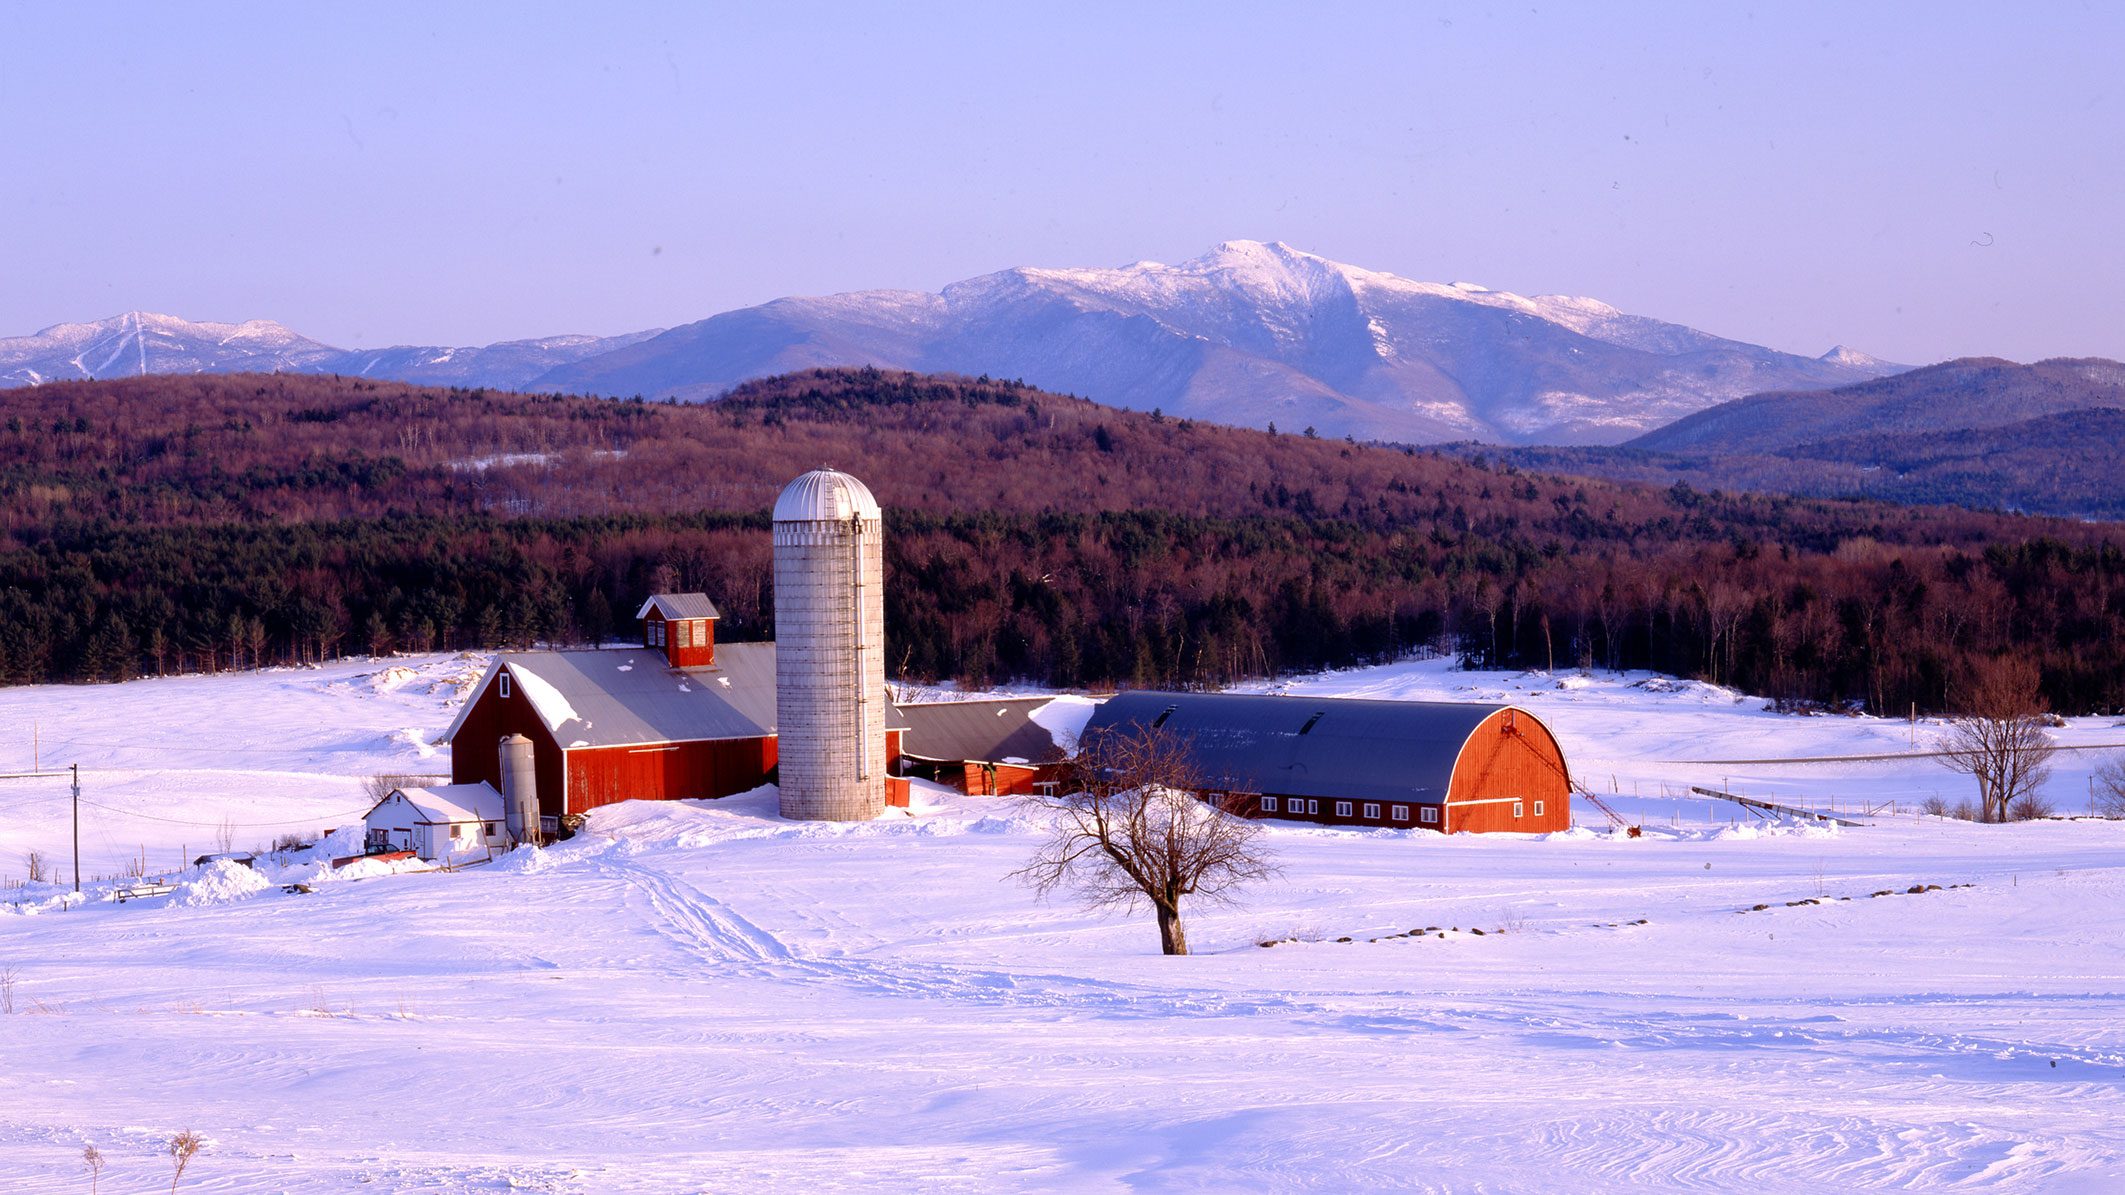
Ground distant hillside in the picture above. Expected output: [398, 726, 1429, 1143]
[2, 369, 2121, 715]
[0, 242, 1903, 446]
[1468, 359, 2125, 520]
[1630, 358, 2125, 454]
[0, 311, 660, 391]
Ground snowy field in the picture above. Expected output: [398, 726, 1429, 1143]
[3, 655, 2124, 1191]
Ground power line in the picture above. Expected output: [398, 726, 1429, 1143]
[66, 795, 373, 829]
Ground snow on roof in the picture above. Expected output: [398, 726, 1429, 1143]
[634, 593, 721, 621]
[377, 782, 503, 825]
[508, 661, 584, 734]
[1084, 691, 1530, 804]
[897, 697, 1069, 765]
[473, 644, 783, 749]
[1028, 695, 1099, 755]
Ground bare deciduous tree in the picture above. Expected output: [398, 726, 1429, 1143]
[24, 850, 48, 884]
[2096, 754, 2125, 818]
[362, 774, 430, 805]
[1014, 724, 1277, 955]
[1938, 657, 2057, 823]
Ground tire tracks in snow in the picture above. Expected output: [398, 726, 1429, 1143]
[591, 853, 2125, 1088]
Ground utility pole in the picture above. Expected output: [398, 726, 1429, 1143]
[73, 764, 81, 894]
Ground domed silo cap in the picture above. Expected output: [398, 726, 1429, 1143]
[773, 468, 882, 522]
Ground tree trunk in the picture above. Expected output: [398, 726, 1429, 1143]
[1156, 903, 1189, 956]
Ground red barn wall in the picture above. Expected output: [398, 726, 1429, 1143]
[958, 762, 1061, 796]
[448, 670, 569, 822]
[1234, 791, 1431, 829]
[566, 736, 777, 815]
[1444, 709, 1572, 833]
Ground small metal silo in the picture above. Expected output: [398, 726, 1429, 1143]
[499, 732, 540, 846]
[772, 468, 887, 821]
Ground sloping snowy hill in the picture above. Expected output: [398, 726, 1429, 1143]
[2, 656, 2123, 1190]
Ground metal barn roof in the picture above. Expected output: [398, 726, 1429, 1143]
[634, 593, 722, 620]
[440, 643, 780, 749]
[1081, 691, 1513, 805]
[440, 641, 912, 751]
[897, 697, 1070, 766]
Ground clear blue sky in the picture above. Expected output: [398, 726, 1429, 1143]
[3, 2, 2119, 364]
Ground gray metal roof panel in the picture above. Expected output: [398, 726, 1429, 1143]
[504, 643, 779, 748]
[1082, 690, 1507, 804]
[634, 593, 722, 620]
[896, 697, 1068, 765]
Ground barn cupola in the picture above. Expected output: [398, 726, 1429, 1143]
[635, 593, 720, 669]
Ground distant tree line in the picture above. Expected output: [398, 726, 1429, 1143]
[1, 369, 2122, 714]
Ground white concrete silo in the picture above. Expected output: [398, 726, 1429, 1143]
[772, 468, 887, 821]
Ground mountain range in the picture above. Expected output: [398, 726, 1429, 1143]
[0, 242, 1902, 445]
[1473, 358, 2125, 520]
[0, 312, 662, 395]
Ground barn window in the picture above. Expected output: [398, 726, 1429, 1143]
[1534, 801, 1545, 817]
[499, 673, 512, 699]
[1306, 799, 1319, 815]
[484, 822, 497, 835]
[1335, 801, 1353, 817]
[677, 620, 692, 648]
[1420, 806, 1438, 825]
[1391, 805, 1409, 822]
[652, 622, 664, 647]
[1513, 801, 1525, 818]
[1363, 803, 1381, 820]
[1261, 796, 1279, 812]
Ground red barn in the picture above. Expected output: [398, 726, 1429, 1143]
[443, 594, 906, 828]
[1082, 691, 1572, 834]
[895, 697, 1072, 795]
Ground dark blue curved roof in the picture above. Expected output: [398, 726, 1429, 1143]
[1082, 690, 1517, 805]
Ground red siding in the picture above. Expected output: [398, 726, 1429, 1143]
[958, 762, 1060, 796]
[1444, 709, 1572, 833]
[642, 612, 718, 669]
[1215, 707, 1572, 835]
[449, 670, 570, 822]
[566, 736, 777, 814]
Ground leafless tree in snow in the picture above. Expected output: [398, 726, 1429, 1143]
[2095, 754, 2125, 818]
[1014, 724, 1277, 956]
[1937, 657, 2057, 823]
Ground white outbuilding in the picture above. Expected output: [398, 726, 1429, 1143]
[363, 783, 507, 862]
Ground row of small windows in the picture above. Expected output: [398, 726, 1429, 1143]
[1257, 798, 1542, 823]
[1260, 796, 1435, 823]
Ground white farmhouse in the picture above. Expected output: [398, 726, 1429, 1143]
[363, 783, 507, 862]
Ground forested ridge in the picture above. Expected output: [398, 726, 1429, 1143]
[2, 368, 2121, 713]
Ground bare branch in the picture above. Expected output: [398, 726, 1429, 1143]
[1012, 723, 1279, 955]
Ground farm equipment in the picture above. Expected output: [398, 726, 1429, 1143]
[1573, 784, 1641, 836]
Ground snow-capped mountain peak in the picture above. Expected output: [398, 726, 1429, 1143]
[3, 244, 1908, 446]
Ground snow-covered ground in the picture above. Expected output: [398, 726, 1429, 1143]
[3, 655, 2123, 1191]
